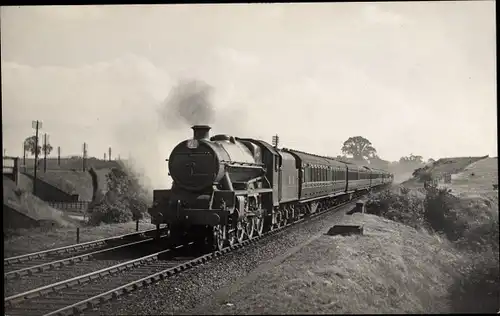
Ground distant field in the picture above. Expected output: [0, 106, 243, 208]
[22, 157, 123, 171]
[444, 157, 498, 195]
[402, 156, 489, 189]
[21, 168, 111, 201]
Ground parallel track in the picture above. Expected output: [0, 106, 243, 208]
[4, 190, 379, 316]
[4, 228, 166, 272]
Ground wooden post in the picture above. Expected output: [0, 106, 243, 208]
[57, 146, 61, 166]
[136, 219, 139, 231]
[33, 120, 41, 195]
[82, 143, 87, 171]
[22, 142, 26, 166]
[76, 227, 80, 244]
[43, 133, 48, 173]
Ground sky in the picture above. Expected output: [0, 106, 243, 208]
[1, 3, 497, 188]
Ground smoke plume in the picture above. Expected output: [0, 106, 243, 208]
[159, 79, 215, 130]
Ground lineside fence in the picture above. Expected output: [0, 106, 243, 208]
[48, 201, 90, 214]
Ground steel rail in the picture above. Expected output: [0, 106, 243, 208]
[4, 244, 179, 306]
[4, 227, 165, 266]
[4, 236, 167, 280]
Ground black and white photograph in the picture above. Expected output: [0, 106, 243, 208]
[2, 2, 498, 315]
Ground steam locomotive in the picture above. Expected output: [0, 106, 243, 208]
[148, 125, 393, 251]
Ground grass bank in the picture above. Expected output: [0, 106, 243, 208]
[364, 185, 499, 313]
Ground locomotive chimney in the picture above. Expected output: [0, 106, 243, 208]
[192, 125, 211, 140]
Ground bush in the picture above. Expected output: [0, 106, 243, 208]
[88, 167, 149, 225]
[88, 201, 133, 225]
[423, 183, 469, 241]
[366, 185, 499, 313]
[365, 188, 425, 229]
[449, 246, 499, 313]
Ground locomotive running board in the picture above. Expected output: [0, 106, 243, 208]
[233, 188, 273, 195]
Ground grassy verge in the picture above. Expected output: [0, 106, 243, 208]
[4, 220, 157, 257]
[364, 185, 499, 313]
[208, 214, 462, 314]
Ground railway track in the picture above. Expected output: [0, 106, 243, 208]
[4, 228, 166, 273]
[4, 192, 373, 316]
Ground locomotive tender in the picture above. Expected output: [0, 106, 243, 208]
[148, 125, 393, 251]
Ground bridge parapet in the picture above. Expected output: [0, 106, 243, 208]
[3, 156, 20, 185]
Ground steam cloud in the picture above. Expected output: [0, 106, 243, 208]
[159, 79, 216, 129]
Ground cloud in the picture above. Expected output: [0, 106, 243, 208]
[362, 5, 409, 26]
[213, 47, 260, 68]
[30, 5, 106, 20]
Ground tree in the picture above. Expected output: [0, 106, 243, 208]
[24, 136, 41, 157]
[42, 143, 53, 156]
[399, 153, 424, 165]
[341, 136, 377, 162]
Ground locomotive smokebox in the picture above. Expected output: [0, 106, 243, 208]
[192, 125, 211, 140]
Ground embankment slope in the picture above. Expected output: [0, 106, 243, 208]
[201, 214, 461, 314]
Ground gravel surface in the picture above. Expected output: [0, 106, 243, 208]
[86, 203, 355, 315]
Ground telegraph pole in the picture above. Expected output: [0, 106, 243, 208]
[82, 142, 87, 171]
[22, 142, 26, 166]
[43, 133, 48, 173]
[32, 120, 42, 195]
[57, 146, 61, 166]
